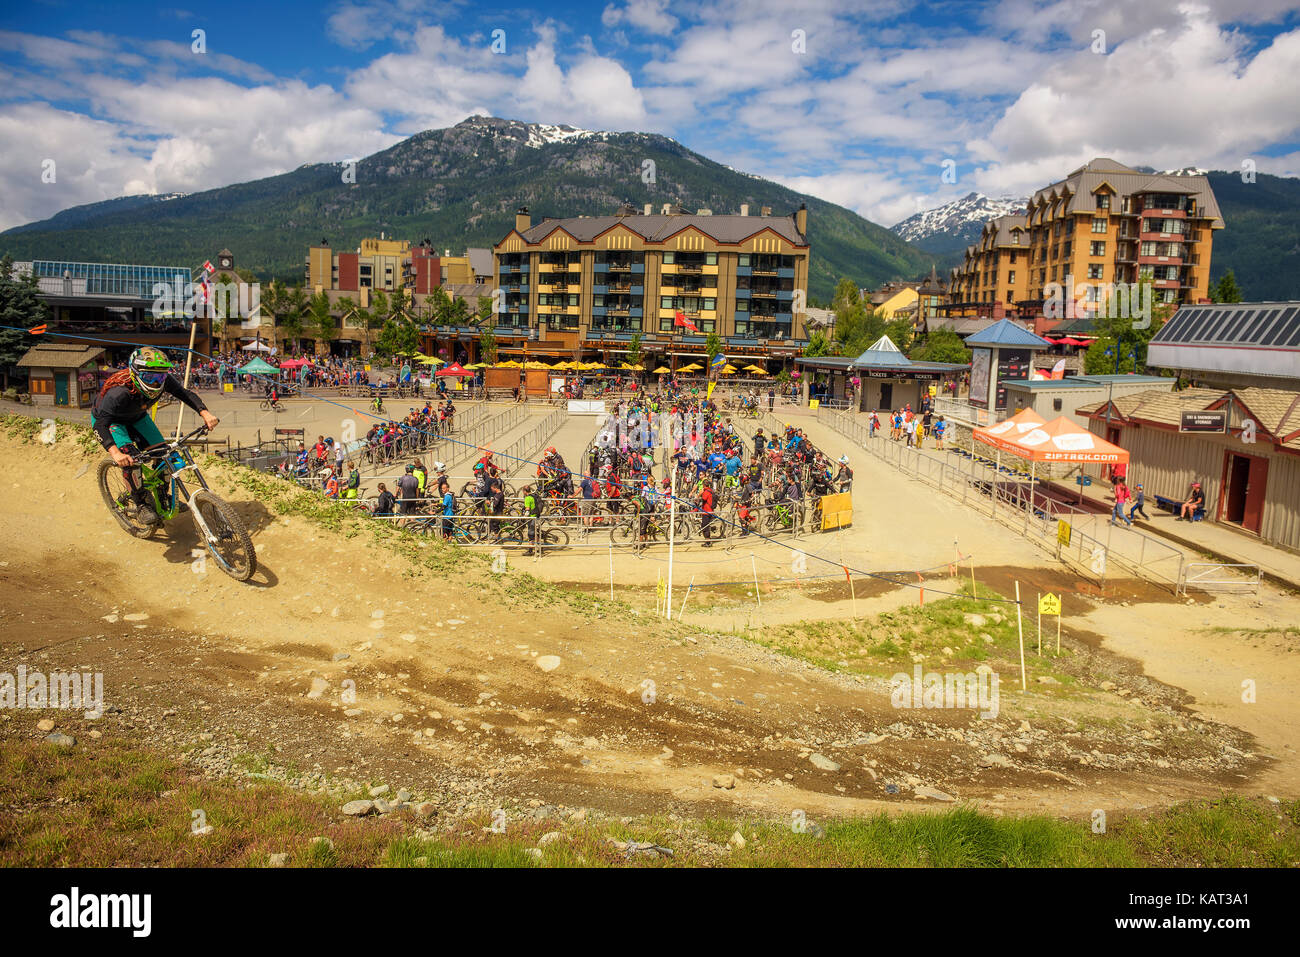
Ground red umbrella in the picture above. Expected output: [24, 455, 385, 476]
[435, 362, 474, 377]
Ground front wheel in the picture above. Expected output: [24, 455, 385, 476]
[189, 490, 257, 582]
[98, 459, 159, 539]
[610, 521, 636, 546]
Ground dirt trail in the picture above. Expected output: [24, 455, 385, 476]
[0, 425, 1294, 828]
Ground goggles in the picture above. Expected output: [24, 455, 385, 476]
[137, 369, 170, 386]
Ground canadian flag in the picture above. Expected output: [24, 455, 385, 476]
[202, 260, 215, 274]
[673, 310, 699, 333]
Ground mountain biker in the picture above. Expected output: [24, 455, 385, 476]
[698, 479, 717, 546]
[345, 462, 361, 499]
[396, 465, 420, 516]
[521, 484, 543, 552]
[92, 347, 219, 525]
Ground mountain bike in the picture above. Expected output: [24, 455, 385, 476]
[259, 398, 284, 412]
[97, 425, 257, 582]
[492, 515, 569, 551]
[610, 510, 692, 549]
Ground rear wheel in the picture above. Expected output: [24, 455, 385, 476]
[98, 459, 160, 539]
[610, 521, 636, 547]
[190, 490, 257, 582]
[540, 527, 569, 549]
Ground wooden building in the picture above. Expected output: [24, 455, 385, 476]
[16, 344, 107, 408]
[1077, 387, 1300, 551]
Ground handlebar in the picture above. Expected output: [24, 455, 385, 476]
[136, 425, 211, 460]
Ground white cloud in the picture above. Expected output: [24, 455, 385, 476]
[601, 0, 680, 35]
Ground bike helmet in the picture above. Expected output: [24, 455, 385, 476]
[434, 461, 445, 471]
[839, 455, 849, 465]
[473, 462, 484, 471]
[127, 347, 174, 401]
[404, 465, 414, 473]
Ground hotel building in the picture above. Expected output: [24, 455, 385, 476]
[490, 202, 811, 368]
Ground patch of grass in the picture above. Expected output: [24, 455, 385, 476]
[3, 735, 1295, 868]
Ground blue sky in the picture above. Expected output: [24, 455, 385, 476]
[1, 0, 1299, 233]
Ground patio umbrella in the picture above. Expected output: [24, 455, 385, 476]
[497, 360, 521, 368]
[653, 365, 671, 374]
[720, 364, 739, 374]
[241, 341, 273, 353]
[678, 363, 702, 372]
[524, 360, 551, 369]
[622, 362, 645, 371]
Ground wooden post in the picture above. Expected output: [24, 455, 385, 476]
[608, 544, 614, 602]
[751, 554, 761, 613]
[969, 556, 977, 598]
[173, 317, 199, 440]
[666, 463, 676, 619]
[1036, 592, 1042, 656]
[1015, 581, 1026, 692]
[1057, 600, 1062, 656]
[845, 565, 857, 620]
[678, 576, 695, 619]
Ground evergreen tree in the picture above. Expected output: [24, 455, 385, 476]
[910, 326, 970, 364]
[0, 255, 51, 387]
[1212, 270, 1243, 303]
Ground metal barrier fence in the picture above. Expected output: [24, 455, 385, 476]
[446, 404, 532, 468]
[502, 409, 568, 479]
[1178, 562, 1262, 595]
[816, 405, 1186, 591]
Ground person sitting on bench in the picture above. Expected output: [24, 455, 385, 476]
[1177, 482, 1204, 521]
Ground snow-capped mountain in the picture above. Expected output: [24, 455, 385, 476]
[891, 192, 1026, 244]
[889, 191, 1027, 262]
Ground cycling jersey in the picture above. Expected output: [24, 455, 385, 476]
[92, 375, 207, 451]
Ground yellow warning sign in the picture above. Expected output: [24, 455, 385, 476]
[1057, 520, 1072, 547]
[819, 492, 853, 530]
[809, 398, 820, 409]
[1039, 593, 1061, 616]
[223, 383, 234, 393]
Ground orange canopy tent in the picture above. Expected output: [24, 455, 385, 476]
[972, 407, 1047, 456]
[974, 413, 1129, 504]
[978, 415, 1129, 464]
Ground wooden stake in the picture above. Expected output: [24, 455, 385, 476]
[751, 554, 761, 612]
[609, 544, 614, 602]
[1036, 592, 1042, 656]
[970, 556, 977, 598]
[845, 565, 857, 620]
[678, 576, 695, 619]
[1057, 600, 1062, 656]
[1015, 581, 1026, 692]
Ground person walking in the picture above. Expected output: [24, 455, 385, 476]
[1128, 483, 1150, 523]
[1111, 480, 1132, 526]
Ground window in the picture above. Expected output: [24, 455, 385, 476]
[1140, 241, 1157, 256]
[1088, 264, 1103, 279]
[1090, 241, 1106, 257]
[1053, 397, 1063, 411]
[1092, 218, 1108, 233]
[738, 254, 749, 266]
[663, 252, 675, 264]
[705, 253, 717, 266]
[1008, 270, 1015, 283]
[1095, 194, 1110, 210]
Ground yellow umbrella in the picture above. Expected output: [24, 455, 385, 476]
[720, 364, 739, 374]
[652, 365, 671, 374]
[621, 362, 645, 371]
[678, 363, 702, 372]
[744, 364, 768, 374]
[524, 360, 551, 369]
[467, 362, 488, 369]
[497, 360, 521, 368]
[552, 360, 574, 371]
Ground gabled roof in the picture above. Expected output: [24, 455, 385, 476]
[1029, 158, 1223, 227]
[964, 318, 1051, 348]
[16, 343, 105, 368]
[516, 211, 807, 246]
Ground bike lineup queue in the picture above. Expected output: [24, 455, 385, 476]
[349, 381, 855, 550]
